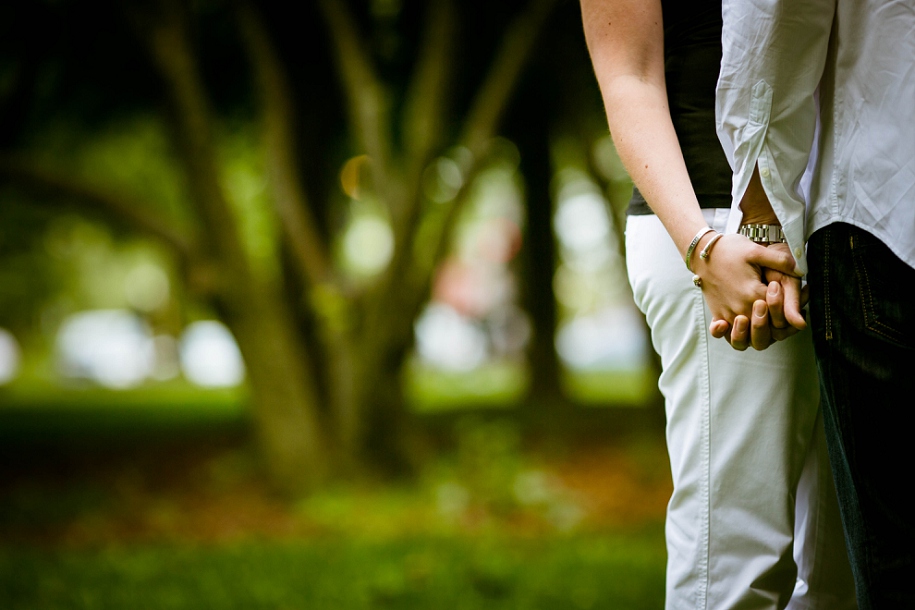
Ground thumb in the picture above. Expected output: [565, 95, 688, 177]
[782, 280, 807, 330]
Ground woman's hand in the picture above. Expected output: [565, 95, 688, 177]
[694, 233, 796, 322]
[705, 240, 806, 349]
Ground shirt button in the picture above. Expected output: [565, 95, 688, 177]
[760, 167, 771, 178]
[794, 247, 803, 258]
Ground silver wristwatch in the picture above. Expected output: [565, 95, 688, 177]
[738, 223, 786, 245]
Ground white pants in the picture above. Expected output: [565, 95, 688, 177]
[626, 211, 856, 610]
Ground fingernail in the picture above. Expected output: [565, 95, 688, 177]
[753, 301, 766, 317]
[768, 282, 778, 296]
[735, 317, 748, 331]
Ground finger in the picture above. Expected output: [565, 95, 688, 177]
[750, 300, 772, 350]
[710, 319, 731, 339]
[730, 315, 750, 351]
[781, 278, 807, 330]
[766, 281, 788, 330]
[771, 325, 800, 341]
[749, 244, 800, 276]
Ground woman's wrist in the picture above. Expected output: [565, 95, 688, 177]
[684, 226, 716, 271]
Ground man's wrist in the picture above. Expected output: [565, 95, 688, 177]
[739, 211, 781, 226]
[739, 223, 786, 245]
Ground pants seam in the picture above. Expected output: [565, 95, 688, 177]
[696, 284, 712, 610]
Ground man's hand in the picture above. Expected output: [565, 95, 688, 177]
[762, 244, 808, 334]
[744, 244, 809, 349]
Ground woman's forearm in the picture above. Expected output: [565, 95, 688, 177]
[581, 0, 793, 336]
[601, 78, 711, 259]
[580, 0, 711, 260]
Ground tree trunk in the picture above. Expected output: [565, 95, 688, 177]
[221, 280, 335, 495]
[361, 357, 415, 477]
[518, 124, 564, 410]
[504, 63, 564, 410]
[350, 320, 419, 478]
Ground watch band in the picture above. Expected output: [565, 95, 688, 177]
[738, 223, 786, 245]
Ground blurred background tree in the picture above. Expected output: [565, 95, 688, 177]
[0, 0, 652, 495]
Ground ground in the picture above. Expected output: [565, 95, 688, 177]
[1, 424, 671, 547]
[0, 392, 672, 609]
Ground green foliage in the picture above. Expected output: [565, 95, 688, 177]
[42, 217, 175, 314]
[0, 201, 61, 333]
[216, 125, 281, 280]
[1, 115, 191, 347]
[0, 534, 665, 609]
[417, 418, 589, 533]
[453, 418, 526, 514]
[29, 116, 191, 231]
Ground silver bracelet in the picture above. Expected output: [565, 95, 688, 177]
[699, 232, 724, 260]
[685, 227, 715, 272]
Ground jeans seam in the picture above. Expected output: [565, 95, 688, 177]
[850, 231, 903, 343]
[823, 230, 833, 341]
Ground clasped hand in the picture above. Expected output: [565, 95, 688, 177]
[694, 237, 806, 351]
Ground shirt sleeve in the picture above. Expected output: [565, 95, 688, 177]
[716, 0, 836, 274]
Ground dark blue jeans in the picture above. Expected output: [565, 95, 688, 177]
[807, 222, 915, 610]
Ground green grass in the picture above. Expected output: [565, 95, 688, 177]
[562, 368, 657, 407]
[0, 532, 665, 609]
[0, 369, 667, 609]
[0, 381, 247, 444]
[405, 360, 528, 412]
[0, 379, 246, 411]
[1, 361, 655, 419]
[406, 360, 655, 412]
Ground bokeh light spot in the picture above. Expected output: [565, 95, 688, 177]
[342, 215, 394, 276]
[179, 321, 246, 388]
[340, 154, 370, 200]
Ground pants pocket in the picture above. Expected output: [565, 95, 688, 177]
[848, 227, 914, 348]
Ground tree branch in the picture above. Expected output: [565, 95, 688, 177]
[378, 0, 457, 306]
[430, 0, 558, 279]
[235, 0, 334, 288]
[418, 0, 558, 288]
[134, 0, 249, 274]
[0, 155, 195, 261]
[363, 0, 558, 359]
[413, 158, 486, 302]
[316, 0, 395, 196]
[459, 0, 558, 156]
[402, 0, 455, 178]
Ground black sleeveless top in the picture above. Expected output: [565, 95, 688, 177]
[627, 0, 731, 215]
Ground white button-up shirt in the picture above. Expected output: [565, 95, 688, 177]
[715, 0, 915, 274]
